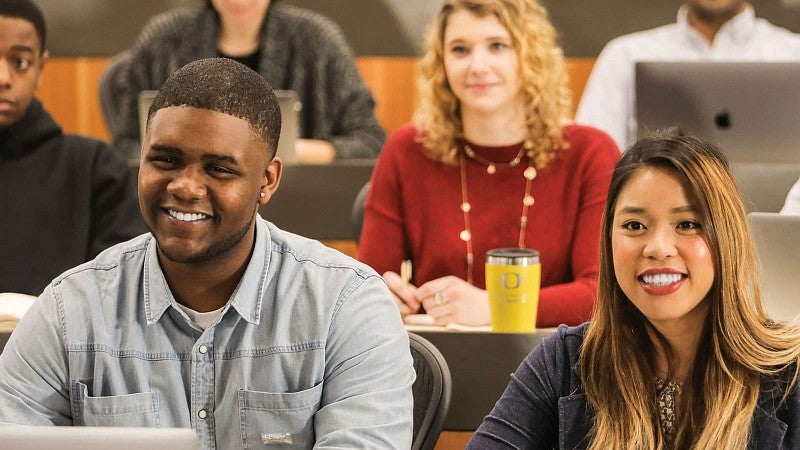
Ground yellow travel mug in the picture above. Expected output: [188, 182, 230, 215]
[485, 248, 541, 332]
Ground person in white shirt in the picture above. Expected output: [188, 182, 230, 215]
[781, 178, 800, 215]
[575, 0, 800, 151]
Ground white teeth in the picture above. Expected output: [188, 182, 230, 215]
[642, 273, 683, 286]
[168, 209, 208, 222]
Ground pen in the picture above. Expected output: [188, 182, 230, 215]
[400, 259, 412, 284]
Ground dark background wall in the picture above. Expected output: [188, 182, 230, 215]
[37, 0, 800, 58]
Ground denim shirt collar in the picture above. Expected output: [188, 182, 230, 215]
[142, 216, 273, 326]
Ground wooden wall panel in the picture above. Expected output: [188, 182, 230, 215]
[435, 431, 473, 449]
[35, 56, 594, 148]
[37, 57, 111, 142]
[357, 56, 419, 134]
[565, 57, 595, 117]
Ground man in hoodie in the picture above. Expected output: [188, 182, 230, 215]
[0, 0, 142, 296]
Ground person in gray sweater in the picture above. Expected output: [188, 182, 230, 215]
[111, 0, 385, 162]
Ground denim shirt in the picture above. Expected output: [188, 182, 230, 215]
[0, 216, 414, 449]
[467, 324, 800, 449]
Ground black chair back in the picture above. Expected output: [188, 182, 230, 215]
[351, 181, 370, 243]
[408, 332, 451, 450]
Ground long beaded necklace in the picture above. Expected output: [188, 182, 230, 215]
[458, 144, 537, 284]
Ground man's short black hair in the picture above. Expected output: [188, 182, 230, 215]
[148, 58, 282, 158]
[0, 0, 47, 53]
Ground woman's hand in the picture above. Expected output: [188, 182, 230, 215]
[382, 271, 422, 317]
[416, 276, 490, 326]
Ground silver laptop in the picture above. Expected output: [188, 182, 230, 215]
[137, 89, 301, 163]
[730, 162, 800, 213]
[748, 212, 800, 322]
[273, 89, 301, 164]
[137, 89, 158, 145]
[0, 426, 199, 450]
[635, 61, 800, 164]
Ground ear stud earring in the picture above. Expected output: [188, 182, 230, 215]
[260, 192, 266, 198]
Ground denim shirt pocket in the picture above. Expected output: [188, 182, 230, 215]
[70, 380, 161, 427]
[238, 382, 324, 448]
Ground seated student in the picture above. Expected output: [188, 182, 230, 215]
[467, 134, 800, 448]
[357, 0, 619, 328]
[110, 0, 385, 163]
[0, 58, 414, 448]
[0, 0, 142, 296]
[576, 0, 800, 150]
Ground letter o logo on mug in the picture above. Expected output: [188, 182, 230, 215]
[502, 272, 521, 289]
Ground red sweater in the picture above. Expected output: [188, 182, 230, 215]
[358, 124, 619, 327]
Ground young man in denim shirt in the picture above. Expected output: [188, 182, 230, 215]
[0, 57, 414, 449]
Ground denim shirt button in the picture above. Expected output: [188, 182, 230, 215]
[198, 409, 209, 419]
[198, 344, 208, 354]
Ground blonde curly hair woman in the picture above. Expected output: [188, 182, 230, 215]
[358, 0, 619, 328]
[468, 133, 800, 449]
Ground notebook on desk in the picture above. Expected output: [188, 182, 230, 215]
[137, 89, 301, 164]
[0, 426, 199, 450]
[635, 61, 800, 163]
[748, 212, 800, 322]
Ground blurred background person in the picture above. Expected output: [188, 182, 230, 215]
[110, 0, 385, 163]
[576, 0, 800, 150]
[468, 134, 800, 448]
[0, 0, 142, 296]
[781, 176, 800, 215]
[358, 0, 619, 328]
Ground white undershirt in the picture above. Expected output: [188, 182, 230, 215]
[175, 302, 226, 331]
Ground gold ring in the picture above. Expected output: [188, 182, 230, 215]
[434, 291, 447, 305]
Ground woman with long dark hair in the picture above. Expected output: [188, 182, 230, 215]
[468, 134, 800, 448]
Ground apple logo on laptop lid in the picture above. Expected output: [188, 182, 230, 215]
[714, 109, 731, 130]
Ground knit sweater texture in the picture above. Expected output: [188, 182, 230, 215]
[358, 124, 619, 327]
[0, 99, 144, 296]
[112, 3, 385, 160]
